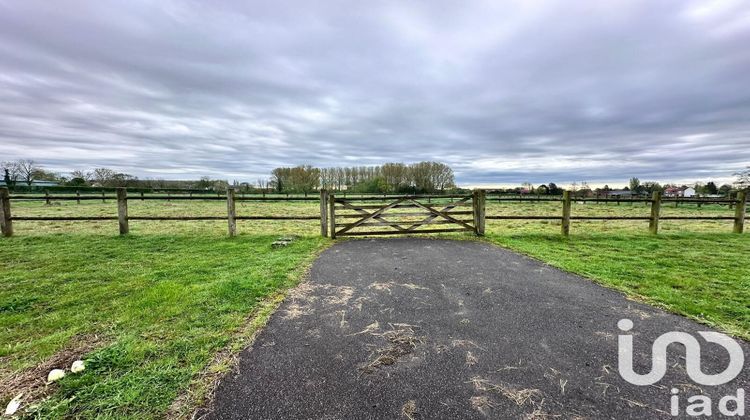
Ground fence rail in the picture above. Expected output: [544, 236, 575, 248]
[0, 187, 747, 238]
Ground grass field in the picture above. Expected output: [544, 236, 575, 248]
[1, 197, 747, 418]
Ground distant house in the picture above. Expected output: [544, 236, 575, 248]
[603, 190, 634, 198]
[664, 186, 695, 198]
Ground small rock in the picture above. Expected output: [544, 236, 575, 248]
[4, 394, 22, 416]
[47, 369, 65, 382]
[71, 360, 85, 373]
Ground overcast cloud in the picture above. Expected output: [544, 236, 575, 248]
[1, 0, 749, 186]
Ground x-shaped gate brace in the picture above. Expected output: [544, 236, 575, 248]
[333, 196, 474, 237]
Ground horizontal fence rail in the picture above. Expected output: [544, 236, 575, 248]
[0, 187, 747, 238]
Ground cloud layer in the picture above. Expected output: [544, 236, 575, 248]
[1, 0, 749, 186]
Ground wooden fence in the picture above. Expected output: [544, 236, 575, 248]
[0, 188, 746, 238]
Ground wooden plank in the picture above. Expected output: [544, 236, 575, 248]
[338, 199, 406, 232]
[319, 189, 328, 237]
[410, 199, 475, 231]
[227, 187, 237, 237]
[329, 193, 336, 238]
[338, 228, 473, 236]
[336, 219, 475, 228]
[336, 198, 407, 235]
[334, 203, 473, 209]
[734, 191, 746, 234]
[334, 194, 469, 201]
[649, 191, 661, 234]
[0, 187, 13, 237]
[404, 197, 471, 231]
[486, 216, 561, 220]
[561, 190, 571, 236]
[13, 216, 119, 221]
[116, 187, 129, 235]
[336, 211, 473, 218]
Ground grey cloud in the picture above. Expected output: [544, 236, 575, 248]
[0, 0, 749, 186]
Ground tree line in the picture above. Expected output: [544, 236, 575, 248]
[1, 160, 229, 191]
[270, 162, 456, 194]
[3, 158, 748, 196]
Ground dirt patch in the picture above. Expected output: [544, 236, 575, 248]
[470, 395, 496, 416]
[359, 323, 422, 374]
[368, 282, 431, 294]
[401, 399, 418, 419]
[0, 333, 105, 411]
[468, 376, 544, 415]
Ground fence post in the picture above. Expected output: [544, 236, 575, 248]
[0, 188, 13, 237]
[734, 191, 746, 234]
[319, 189, 329, 237]
[116, 188, 129, 235]
[76, 190, 81, 204]
[329, 193, 336, 239]
[561, 190, 571, 236]
[102, 190, 106, 203]
[227, 188, 237, 237]
[45, 190, 51, 205]
[649, 191, 661, 234]
[141, 191, 145, 201]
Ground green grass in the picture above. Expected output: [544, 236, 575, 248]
[485, 232, 750, 340]
[1, 197, 747, 418]
[0, 232, 327, 418]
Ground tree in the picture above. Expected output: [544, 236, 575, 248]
[629, 177, 641, 193]
[704, 181, 718, 195]
[734, 167, 750, 191]
[17, 159, 39, 186]
[547, 183, 563, 195]
[641, 182, 662, 194]
[66, 177, 87, 187]
[1, 161, 20, 189]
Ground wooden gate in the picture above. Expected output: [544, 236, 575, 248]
[322, 192, 485, 238]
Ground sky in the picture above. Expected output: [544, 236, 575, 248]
[1, 0, 749, 188]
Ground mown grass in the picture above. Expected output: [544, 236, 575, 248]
[1, 197, 747, 417]
[0, 232, 327, 418]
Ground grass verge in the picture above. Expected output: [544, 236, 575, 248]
[485, 232, 750, 340]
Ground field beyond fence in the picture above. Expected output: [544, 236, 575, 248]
[1, 187, 746, 237]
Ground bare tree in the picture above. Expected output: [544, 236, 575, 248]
[734, 166, 750, 191]
[1, 161, 21, 188]
[17, 159, 39, 186]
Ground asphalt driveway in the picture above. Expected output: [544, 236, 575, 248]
[206, 238, 748, 419]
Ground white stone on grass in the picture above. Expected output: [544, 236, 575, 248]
[47, 369, 65, 382]
[4, 394, 23, 416]
[71, 360, 85, 373]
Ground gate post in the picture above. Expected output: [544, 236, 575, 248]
[473, 189, 486, 236]
[320, 189, 329, 237]
[734, 191, 746, 234]
[0, 188, 13, 237]
[329, 193, 336, 239]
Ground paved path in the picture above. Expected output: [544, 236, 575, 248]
[207, 239, 748, 419]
